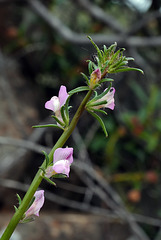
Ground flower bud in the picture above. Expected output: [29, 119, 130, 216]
[89, 68, 101, 89]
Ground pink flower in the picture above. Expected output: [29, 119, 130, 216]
[90, 68, 101, 89]
[45, 148, 73, 178]
[93, 87, 115, 110]
[45, 85, 69, 115]
[25, 190, 44, 219]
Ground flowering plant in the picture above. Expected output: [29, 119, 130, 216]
[1, 37, 143, 240]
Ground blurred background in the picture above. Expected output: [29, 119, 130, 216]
[0, 0, 161, 239]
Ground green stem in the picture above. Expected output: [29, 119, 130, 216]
[0, 89, 93, 240]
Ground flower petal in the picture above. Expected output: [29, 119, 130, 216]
[45, 96, 60, 112]
[104, 87, 115, 110]
[53, 148, 73, 164]
[53, 160, 71, 177]
[58, 85, 69, 108]
[25, 190, 44, 218]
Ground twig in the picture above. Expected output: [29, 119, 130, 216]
[127, 10, 161, 35]
[0, 127, 47, 176]
[27, 0, 161, 47]
[0, 136, 51, 154]
[1, 177, 161, 229]
[75, 0, 125, 34]
[74, 161, 151, 240]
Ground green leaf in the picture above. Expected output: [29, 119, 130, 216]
[87, 36, 102, 62]
[60, 106, 67, 126]
[51, 115, 65, 128]
[39, 167, 46, 174]
[100, 78, 114, 84]
[101, 60, 109, 74]
[126, 57, 134, 61]
[42, 151, 50, 168]
[32, 124, 64, 130]
[90, 108, 107, 115]
[88, 110, 108, 137]
[16, 194, 22, 206]
[109, 48, 121, 64]
[93, 83, 112, 101]
[89, 100, 107, 107]
[80, 72, 90, 85]
[43, 176, 56, 186]
[68, 86, 90, 95]
[53, 173, 67, 178]
[20, 217, 35, 224]
[88, 60, 94, 75]
[107, 42, 117, 56]
[14, 205, 18, 212]
[63, 97, 70, 122]
[113, 67, 144, 74]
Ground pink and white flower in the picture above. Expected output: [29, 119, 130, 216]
[45, 85, 69, 122]
[45, 147, 73, 178]
[93, 87, 115, 110]
[25, 190, 44, 219]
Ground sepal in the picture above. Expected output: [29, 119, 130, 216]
[53, 173, 67, 178]
[20, 217, 35, 224]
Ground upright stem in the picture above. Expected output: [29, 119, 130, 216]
[0, 89, 93, 240]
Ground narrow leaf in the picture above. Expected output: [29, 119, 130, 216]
[32, 124, 64, 130]
[89, 111, 108, 137]
[68, 86, 90, 95]
[90, 108, 107, 115]
[53, 173, 67, 178]
[60, 106, 67, 125]
[88, 61, 94, 75]
[51, 115, 65, 127]
[87, 36, 102, 62]
[43, 176, 56, 186]
[16, 194, 22, 206]
[42, 151, 50, 168]
[114, 67, 144, 74]
[93, 83, 112, 101]
[89, 100, 107, 107]
[14, 205, 18, 212]
[100, 78, 114, 83]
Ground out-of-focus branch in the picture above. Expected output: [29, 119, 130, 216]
[127, 10, 161, 35]
[127, 11, 161, 35]
[75, 0, 125, 34]
[1, 176, 161, 228]
[74, 161, 150, 240]
[0, 136, 51, 154]
[0, 127, 47, 176]
[27, 0, 161, 47]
